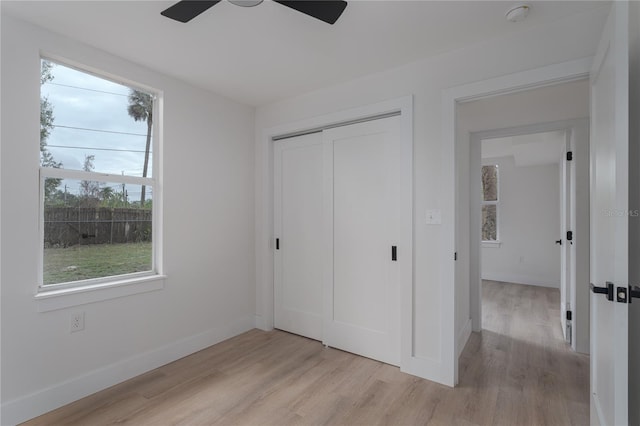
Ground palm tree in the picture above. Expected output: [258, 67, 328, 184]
[127, 90, 153, 207]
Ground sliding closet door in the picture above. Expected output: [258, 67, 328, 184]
[323, 116, 402, 366]
[274, 133, 324, 341]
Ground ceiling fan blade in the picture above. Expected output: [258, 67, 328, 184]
[161, 0, 221, 23]
[273, 1, 347, 25]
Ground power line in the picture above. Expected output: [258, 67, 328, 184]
[45, 82, 130, 97]
[52, 124, 148, 137]
[48, 144, 148, 153]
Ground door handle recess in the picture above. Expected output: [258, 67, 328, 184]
[590, 282, 614, 301]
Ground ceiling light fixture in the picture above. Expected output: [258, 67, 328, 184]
[505, 4, 530, 23]
[229, 0, 263, 7]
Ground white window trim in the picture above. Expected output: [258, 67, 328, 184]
[481, 164, 500, 244]
[35, 275, 166, 312]
[36, 56, 164, 308]
[482, 240, 502, 248]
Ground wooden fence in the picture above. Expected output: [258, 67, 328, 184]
[44, 207, 152, 247]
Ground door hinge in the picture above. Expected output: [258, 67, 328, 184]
[566, 231, 573, 241]
[275, 238, 280, 250]
[454, 252, 457, 261]
[391, 246, 397, 261]
[565, 310, 572, 345]
[566, 151, 573, 161]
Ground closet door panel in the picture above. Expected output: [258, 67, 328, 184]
[274, 133, 324, 340]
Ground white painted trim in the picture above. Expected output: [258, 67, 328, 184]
[443, 57, 593, 387]
[254, 315, 266, 330]
[471, 118, 589, 141]
[481, 241, 502, 248]
[469, 118, 589, 342]
[39, 167, 154, 186]
[257, 96, 414, 376]
[36, 56, 165, 297]
[481, 273, 559, 289]
[0, 315, 255, 425]
[35, 274, 166, 312]
[457, 319, 472, 358]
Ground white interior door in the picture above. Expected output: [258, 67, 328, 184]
[629, 3, 640, 424]
[323, 116, 402, 366]
[560, 143, 570, 342]
[274, 133, 324, 341]
[589, 3, 629, 425]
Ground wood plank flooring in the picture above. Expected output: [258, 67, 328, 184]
[23, 280, 589, 425]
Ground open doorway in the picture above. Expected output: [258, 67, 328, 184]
[477, 129, 568, 347]
[451, 77, 592, 422]
[456, 79, 591, 355]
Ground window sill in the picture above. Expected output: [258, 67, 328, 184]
[35, 274, 166, 312]
[482, 241, 502, 248]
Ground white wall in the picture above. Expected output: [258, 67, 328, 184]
[480, 156, 561, 287]
[1, 15, 255, 424]
[254, 6, 608, 383]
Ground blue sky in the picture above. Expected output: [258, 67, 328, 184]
[42, 60, 153, 199]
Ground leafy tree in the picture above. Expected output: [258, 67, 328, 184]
[127, 90, 153, 207]
[100, 186, 115, 202]
[99, 185, 130, 208]
[41, 60, 63, 198]
[46, 187, 78, 207]
[80, 155, 100, 205]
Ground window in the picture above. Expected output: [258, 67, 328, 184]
[481, 164, 499, 242]
[39, 58, 160, 291]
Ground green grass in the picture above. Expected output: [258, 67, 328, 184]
[43, 242, 152, 285]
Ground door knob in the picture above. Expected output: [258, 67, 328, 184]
[555, 239, 562, 245]
[590, 282, 614, 301]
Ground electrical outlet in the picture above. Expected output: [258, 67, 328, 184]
[70, 312, 85, 333]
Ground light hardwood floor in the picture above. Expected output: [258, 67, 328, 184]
[23, 281, 589, 425]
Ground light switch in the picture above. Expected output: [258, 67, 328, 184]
[426, 209, 441, 225]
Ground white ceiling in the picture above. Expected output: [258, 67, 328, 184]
[482, 131, 566, 166]
[2, 0, 609, 106]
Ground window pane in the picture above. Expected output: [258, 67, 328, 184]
[40, 60, 153, 177]
[43, 178, 152, 285]
[482, 165, 498, 201]
[482, 205, 497, 241]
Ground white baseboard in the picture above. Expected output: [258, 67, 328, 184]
[254, 314, 272, 331]
[401, 355, 455, 388]
[481, 272, 559, 288]
[457, 319, 472, 358]
[1, 315, 255, 426]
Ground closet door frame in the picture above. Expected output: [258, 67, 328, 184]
[258, 96, 414, 373]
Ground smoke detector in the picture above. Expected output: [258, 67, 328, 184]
[505, 4, 530, 23]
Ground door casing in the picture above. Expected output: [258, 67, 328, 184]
[467, 118, 589, 355]
[444, 57, 592, 385]
[257, 96, 415, 375]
